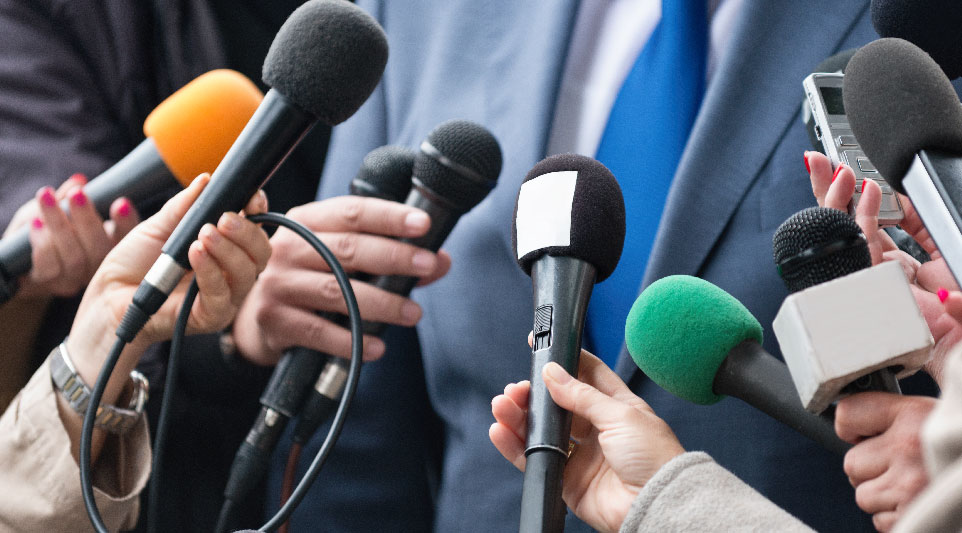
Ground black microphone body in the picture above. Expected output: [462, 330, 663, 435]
[520, 255, 595, 533]
[718, 340, 851, 456]
[0, 139, 176, 304]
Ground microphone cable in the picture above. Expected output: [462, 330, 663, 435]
[79, 212, 364, 533]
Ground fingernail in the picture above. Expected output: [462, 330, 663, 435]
[544, 362, 572, 384]
[939, 287, 949, 303]
[364, 338, 385, 359]
[117, 199, 132, 217]
[219, 212, 241, 231]
[40, 187, 56, 207]
[70, 189, 87, 207]
[832, 165, 845, 183]
[69, 173, 87, 185]
[31, 217, 43, 230]
[804, 152, 811, 174]
[411, 251, 434, 273]
[401, 301, 421, 323]
[405, 211, 430, 232]
[202, 223, 221, 244]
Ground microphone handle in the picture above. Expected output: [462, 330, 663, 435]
[715, 340, 851, 456]
[520, 255, 596, 533]
[0, 138, 175, 304]
[902, 149, 962, 287]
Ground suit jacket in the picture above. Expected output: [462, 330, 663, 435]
[286, 1, 938, 531]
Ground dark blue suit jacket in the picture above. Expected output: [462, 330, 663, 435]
[271, 1, 938, 531]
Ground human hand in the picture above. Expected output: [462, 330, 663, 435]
[835, 392, 936, 532]
[490, 350, 685, 533]
[231, 195, 451, 366]
[3, 174, 140, 298]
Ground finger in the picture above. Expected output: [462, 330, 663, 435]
[416, 248, 453, 287]
[63, 186, 113, 274]
[489, 423, 527, 472]
[106, 198, 140, 242]
[854, 473, 902, 515]
[34, 186, 87, 288]
[918, 257, 961, 293]
[503, 380, 531, 410]
[835, 392, 903, 443]
[943, 290, 962, 326]
[198, 223, 259, 306]
[823, 164, 857, 211]
[187, 240, 234, 332]
[895, 194, 941, 259]
[243, 189, 269, 216]
[873, 511, 899, 533]
[27, 217, 58, 282]
[843, 439, 889, 487]
[253, 304, 386, 361]
[217, 212, 272, 273]
[854, 178, 883, 264]
[881, 250, 921, 284]
[259, 269, 423, 327]
[137, 174, 211, 240]
[807, 151, 835, 206]
[542, 362, 638, 434]
[574, 350, 647, 407]
[279, 231, 442, 278]
[491, 393, 528, 442]
[53, 173, 87, 199]
[287, 196, 431, 239]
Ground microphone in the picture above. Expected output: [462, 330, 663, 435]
[513, 154, 626, 533]
[0, 69, 262, 304]
[871, 0, 962, 79]
[350, 145, 416, 201]
[772, 207, 932, 413]
[121, 0, 389, 339]
[844, 38, 962, 287]
[625, 275, 851, 456]
[224, 122, 501, 514]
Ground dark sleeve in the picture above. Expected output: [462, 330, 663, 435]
[0, 0, 146, 229]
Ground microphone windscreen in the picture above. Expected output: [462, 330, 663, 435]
[625, 275, 763, 405]
[871, 0, 962, 79]
[143, 69, 263, 187]
[844, 38, 962, 190]
[513, 154, 625, 282]
[413, 119, 502, 210]
[773, 207, 871, 293]
[352, 145, 415, 202]
[262, 0, 388, 125]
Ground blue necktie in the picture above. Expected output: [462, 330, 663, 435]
[586, 0, 709, 368]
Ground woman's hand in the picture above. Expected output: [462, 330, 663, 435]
[490, 350, 684, 533]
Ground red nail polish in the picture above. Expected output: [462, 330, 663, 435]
[804, 152, 811, 174]
[70, 190, 87, 207]
[69, 173, 87, 185]
[40, 187, 56, 207]
[31, 217, 43, 229]
[117, 199, 132, 217]
[832, 165, 844, 183]
[939, 287, 949, 303]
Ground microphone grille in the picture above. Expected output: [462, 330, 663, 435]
[412, 120, 502, 211]
[351, 145, 414, 202]
[772, 207, 871, 293]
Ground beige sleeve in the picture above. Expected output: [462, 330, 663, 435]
[0, 358, 151, 532]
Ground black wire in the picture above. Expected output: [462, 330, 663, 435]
[79, 335, 129, 533]
[147, 278, 199, 533]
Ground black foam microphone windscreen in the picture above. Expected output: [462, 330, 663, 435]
[871, 0, 962, 79]
[844, 38, 962, 191]
[773, 207, 871, 293]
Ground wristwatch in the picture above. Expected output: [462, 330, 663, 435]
[49, 341, 148, 434]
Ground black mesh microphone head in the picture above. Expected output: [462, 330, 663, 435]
[412, 120, 503, 211]
[872, 0, 962, 79]
[804, 48, 859, 151]
[350, 145, 414, 202]
[512, 154, 626, 282]
[773, 207, 871, 293]
[844, 38, 962, 192]
[262, 0, 388, 125]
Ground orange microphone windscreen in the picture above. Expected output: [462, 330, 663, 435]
[143, 69, 263, 187]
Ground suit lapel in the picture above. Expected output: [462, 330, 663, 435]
[615, 0, 870, 379]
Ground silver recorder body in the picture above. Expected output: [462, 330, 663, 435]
[803, 72, 904, 226]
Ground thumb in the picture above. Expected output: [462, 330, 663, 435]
[135, 173, 211, 241]
[542, 362, 637, 433]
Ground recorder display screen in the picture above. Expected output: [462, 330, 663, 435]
[819, 87, 845, 115]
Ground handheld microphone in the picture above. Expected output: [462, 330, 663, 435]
[513, 154, 626, 533]
[350, 145, 416, 201]
[871, 0, 962, 79]
[0, 69, 262, 304]
[772, 207, 932, 413]
[844, 38, 962, 287]
[122, 0, 389, 339]
[625, 275, 851, 456]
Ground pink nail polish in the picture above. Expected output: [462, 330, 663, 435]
[939, 287, 949, 303]
[69, 173, 87, 185]
[40, 187, 56, 207]
[804, 152, 811, 174]
[31, 217, 43, 229]
[117, 199, 132, 217]
[70, 189, 87, 207]
[832, 165, 844, 183]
